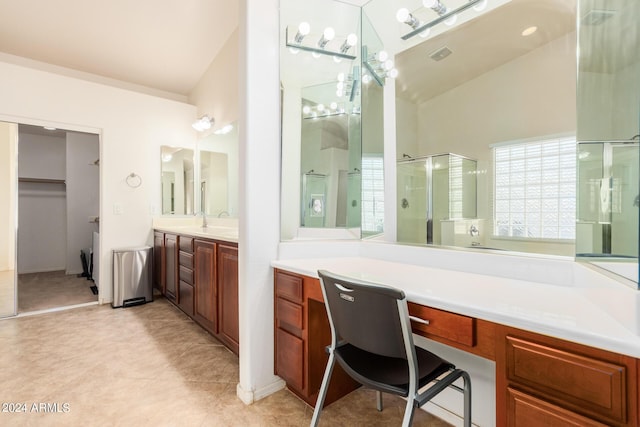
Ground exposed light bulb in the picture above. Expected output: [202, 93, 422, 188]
[384, 59, 394, 71]
[330, 102, 338, 110]
[294, 21, 310, 43]
[419, 27, 431, 38]
[396, 8, 410, 23]
[362, 74, 372, 84]
[424, 0, 447, 15]
[387, 68, 399, 79]
[312, 51, 321, 58]
[302, 105, 311, 115]
[336, 81, 344, 91]
[317, 104, 325, 112]
[377, 50, 389, 62]
[323, 27, 335, 41]
[336, 89, 344, 97]
[298, 22, 310, 36]
[337, 72, 345, 82]
[423, 0, 437, 8]
[333, 56, 343, 63]
[473, 0, 488, 12]
[444, 12, 458, 26]
[288, 47, 300, 54]
[340, 33, 358, 54]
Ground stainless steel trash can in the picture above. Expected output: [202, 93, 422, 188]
[112, 246, 153, 308]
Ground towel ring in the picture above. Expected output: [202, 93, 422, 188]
[126, 173, 142, 188]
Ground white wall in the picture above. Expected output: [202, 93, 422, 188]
[17, 132, 67, 273]
[0, 59, 197, 302]
[66, 131, 99, 275]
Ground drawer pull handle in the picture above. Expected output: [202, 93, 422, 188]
[409, 315, 430, 325]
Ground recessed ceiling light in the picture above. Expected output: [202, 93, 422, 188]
[43, 126, 57, 131]
[521, 26, 537, 37]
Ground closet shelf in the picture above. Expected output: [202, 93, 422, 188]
[18, 177, 66, 184]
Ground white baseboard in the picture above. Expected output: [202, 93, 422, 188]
[422, 401, 473, 427]
[236, 378, 286, 405]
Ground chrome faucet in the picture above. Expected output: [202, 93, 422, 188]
[195, 211, 208, 228]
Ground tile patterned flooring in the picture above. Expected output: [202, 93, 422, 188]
[18, 271, 98, 313]
[0, 298, 452, 426]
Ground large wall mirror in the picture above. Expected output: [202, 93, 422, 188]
[160, 146, 194, 215]
[280, 0, 363, 240]
[279, 0, 640, 285]
[198, 122, 239, 218]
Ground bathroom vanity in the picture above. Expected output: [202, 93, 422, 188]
[272, 258, 640, 426]
[154, 227, 239, 355]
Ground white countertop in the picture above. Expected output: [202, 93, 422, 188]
[271, 256, 640, 358]
[154, 225, 238, 243]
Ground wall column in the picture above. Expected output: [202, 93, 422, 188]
[236, 0, 285, 404]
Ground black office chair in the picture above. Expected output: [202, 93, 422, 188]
[311, 270, 471, 427]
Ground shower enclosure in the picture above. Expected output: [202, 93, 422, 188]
[576, 141, 639, 259]
[397, 153, 477, 245]
[301, 172, 327, 228]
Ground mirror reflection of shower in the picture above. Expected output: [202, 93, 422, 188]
[397, 153, 478, 247]
[576, 140, 639, 259]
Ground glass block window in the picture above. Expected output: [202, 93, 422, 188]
[494, 136, 576, 239]
[361, 156, 384, 233]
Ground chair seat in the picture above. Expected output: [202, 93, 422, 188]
[334, 343, 455, 397]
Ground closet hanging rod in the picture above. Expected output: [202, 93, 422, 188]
[18, 177, 66, 184]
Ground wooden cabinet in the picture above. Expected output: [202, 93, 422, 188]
[153, 231, 164, 293]
[154, 230, 239, 355]
[274, 269, 359, 406]
[164, 233, 178, 303]
[177, 236, 194, 317]
[217, 244, 239, 355]
[274, 269, 639, 427]
[194, 239, 217, 334]
[497, 327, 639, 427]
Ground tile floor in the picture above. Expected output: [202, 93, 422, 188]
[0, 298, 452, 426]
[18, 271, 98, 313]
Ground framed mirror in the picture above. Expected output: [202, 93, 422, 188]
[160, 146, 194, 215]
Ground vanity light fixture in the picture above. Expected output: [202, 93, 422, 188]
[285, 24, 357, 60]
[362, 46, 398, 86]
[192, 115, 213, 132]
[399, 0, 485, 40]
[213, 124, 234, 135]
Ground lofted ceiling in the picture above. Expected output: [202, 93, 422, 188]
[0, 0, 239, 99]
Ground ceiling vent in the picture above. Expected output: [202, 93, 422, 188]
[581, 9, 616, 26]
[429, 46, 453, 62]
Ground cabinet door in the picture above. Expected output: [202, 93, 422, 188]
[194, 239, 217, 334]
[276, 327, 304, 392]
[164, 234, 178, 302]
[153, 232, 164, 293]
[217, 244, 239, 355]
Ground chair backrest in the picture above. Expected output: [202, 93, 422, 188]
[318, 270, 408, 359]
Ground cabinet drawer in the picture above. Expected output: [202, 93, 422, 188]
[507, 387, 608, 427]
[178, 281, 194, 317]
[179, 251, 193, 269]
[276, 297, 303, 337]
[275, 271, 303, 304]
[179, 236, 193, 253]
[506, 336, 627, 424]
[179, 265, 194, 285]
[408, 302, 475, 347]
[276, 328, 304, 392]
